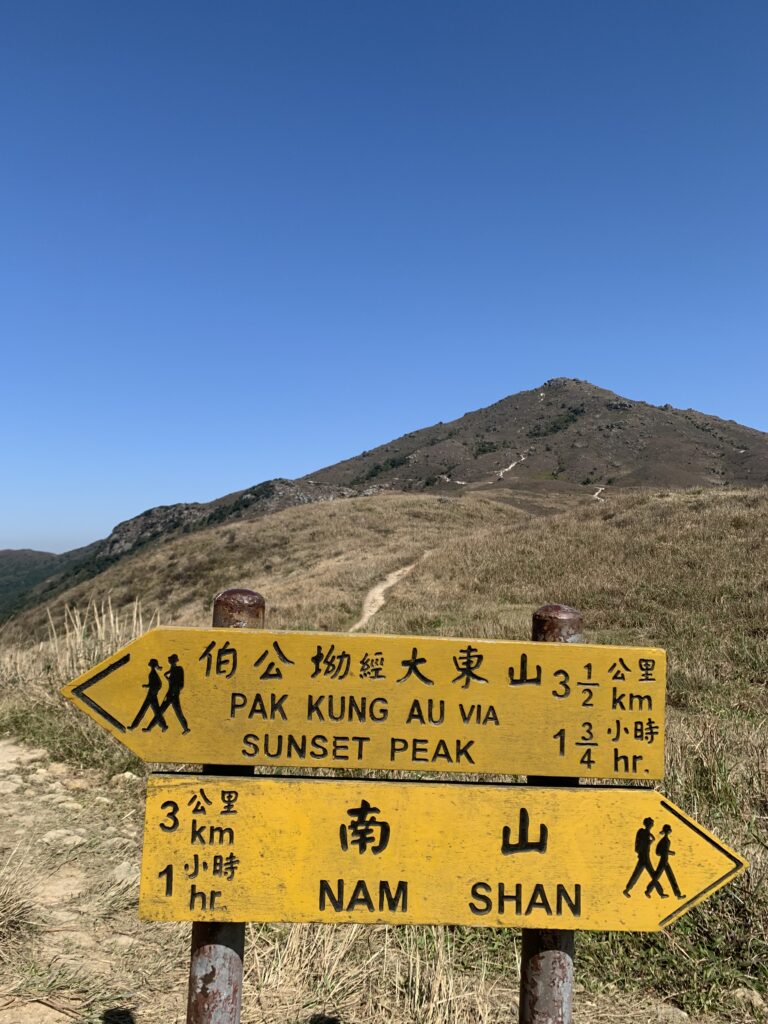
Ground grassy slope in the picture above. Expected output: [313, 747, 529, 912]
[370, 486, 768, 1013]
[1, 486, 766, 1019]
[4, 492, 521, 640]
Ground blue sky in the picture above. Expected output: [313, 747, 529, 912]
[2, 2, 766, 552]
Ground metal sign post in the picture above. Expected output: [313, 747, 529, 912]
[186, 589, 264, 1024]
[519, 605, 582, 1024]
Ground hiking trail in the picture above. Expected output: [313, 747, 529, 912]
[350, 562, 417, 632]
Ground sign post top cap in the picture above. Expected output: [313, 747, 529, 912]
[532, 604, 583, 643]
[213, 589, 265, 629]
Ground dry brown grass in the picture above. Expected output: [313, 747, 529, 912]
[4, 493, 520, 640]
[0, 599, 155, 773]
[242, 923, 503, 1024]
[0, 846, 35, 964]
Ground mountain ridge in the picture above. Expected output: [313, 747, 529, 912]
[305, 377, 767, 492]
[3, 377, 767, 621]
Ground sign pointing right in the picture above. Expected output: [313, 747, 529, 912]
[139, 776, 747, 930]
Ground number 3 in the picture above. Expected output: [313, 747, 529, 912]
[159, 800, 179, 832]
[552, 669, 571, 699]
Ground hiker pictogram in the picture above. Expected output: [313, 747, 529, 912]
[645, 824, 685, 899]
[162, 654, 190, 733]
[129, 656, 189, 734]
[624, 818, 686, 900]
[129, 659, 167, 732]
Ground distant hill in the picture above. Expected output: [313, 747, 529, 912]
[0, 549, 60, 604]
[3, 377, 768, 622]
[0, 545, 102, 620]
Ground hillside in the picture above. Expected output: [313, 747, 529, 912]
[307, 377, 768, 493]
[4, 377, 768, 622]
[0, 478, 352, 622]
[0, 549, 59, 602]
[0, 543, 103, 621]
[2, 492, 528, 641]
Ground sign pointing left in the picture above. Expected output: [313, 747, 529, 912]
[70, 653, 132, 733]
[61, 626, 667, 779]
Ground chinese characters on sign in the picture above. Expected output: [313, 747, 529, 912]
[140, 776, 746, 931]
[62, 627, 666, 779]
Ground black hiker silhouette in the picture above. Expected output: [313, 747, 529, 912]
[129, 659, 169, 732]
[160, 654, 190, 734]
[645, 824, 685, 899]
[624, 817, 664, 897]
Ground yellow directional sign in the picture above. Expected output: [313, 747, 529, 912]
[139, 775, 746, 931]
[62, 627, 666, 779]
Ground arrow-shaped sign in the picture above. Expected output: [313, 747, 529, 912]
[62, 626, 666, 780]
[139, 776, 747, 930]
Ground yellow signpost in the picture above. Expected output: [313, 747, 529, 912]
[139, 774, 746, 932]
[61, 594, 749, 1024]
[61, 626, 666, 779]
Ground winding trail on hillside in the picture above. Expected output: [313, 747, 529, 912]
[497, 452, 527, 480]
[350, 562, 417, 632]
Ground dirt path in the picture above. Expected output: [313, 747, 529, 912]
[349, 562, 417, 632]
[0, 738, 171, 1024]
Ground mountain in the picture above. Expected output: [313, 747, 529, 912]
[305, 377, 768, 493]
[3, 378, 768, 622]
[0, 544, 102, 620]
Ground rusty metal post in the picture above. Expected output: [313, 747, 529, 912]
[518, 604, 583, 1024]
[186, 588, 265, 1024]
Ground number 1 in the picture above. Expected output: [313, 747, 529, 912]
[158, 864, 174, 897]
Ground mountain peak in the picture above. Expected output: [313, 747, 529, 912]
[306, 379, 768, 493]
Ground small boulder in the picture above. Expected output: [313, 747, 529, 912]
[111, 860, 139, 883]
[733, 989, 767, 1015]
[41, 829, 85, 848]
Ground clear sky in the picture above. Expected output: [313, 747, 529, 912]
[2, 2, 766, 552]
